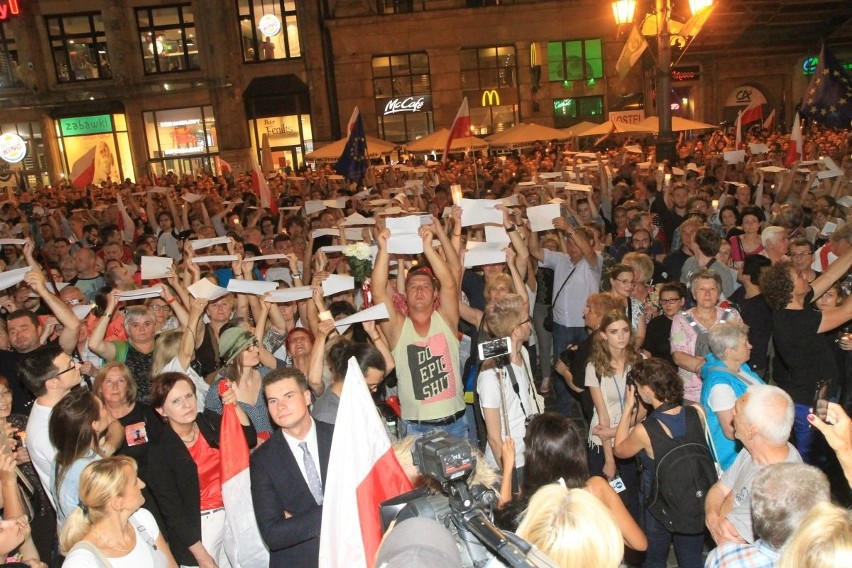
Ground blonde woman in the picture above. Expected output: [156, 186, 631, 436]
[516, 484, 622, 568]
[60, 456, 177, 567]
[777, 502, 852, 568]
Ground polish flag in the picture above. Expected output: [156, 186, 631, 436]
[70, 146, 96, 188]
[785, 113, 803, 168]
[735, 109, 743, 148]
[251, 152, 278, 215]
[219, 382, 269, 567]
[218, 156, 232, 176]
[319, 358, 413, 568]
[442, 97, 471, 165]
[740, 99, 763, 126]
[762, 109, 776, 132]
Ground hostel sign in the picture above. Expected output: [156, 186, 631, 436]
[0, 1, 20, 21]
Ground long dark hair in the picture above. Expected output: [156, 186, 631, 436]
[49, 387, 103, 510]
[522, 412, 589, 496]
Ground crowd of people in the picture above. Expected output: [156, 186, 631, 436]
[0, 121, 850, 568]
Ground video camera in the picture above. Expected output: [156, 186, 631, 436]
[380, 432, 555, 568]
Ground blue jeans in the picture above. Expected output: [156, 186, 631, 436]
[642, 507, 704, 568]
[792, 402, 826, 466]
[401, 413, 470, 441]
[551, 324, 588, 417]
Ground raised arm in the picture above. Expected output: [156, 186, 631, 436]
[369, 229, 402, 342]
[178, 298, 207, 370]
[24, 268, 80, 354]
[420, 223, 459, 330]
[88, 291, 120, 361]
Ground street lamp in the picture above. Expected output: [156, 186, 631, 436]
[611, 0, 713, 163]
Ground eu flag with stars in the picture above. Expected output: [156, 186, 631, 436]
[801, 45, 852, 129]
[335, 107, 368, 185]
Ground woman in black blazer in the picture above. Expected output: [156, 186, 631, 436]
[146, 372, 256, 568]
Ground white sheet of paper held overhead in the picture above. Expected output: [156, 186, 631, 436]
[0, 267, 31, 292]
[464, 241, 507, 268]
[334, 303, 390, 334]
[341, 213, 376, 226]
[304, 200, 326, 215]
[191, 255, 239, 263]
[484, 224, 510, 244]
[226, 279, 279, 295]
[320, 245, 348, 254]
[312, 229, 340, 239]
[72, 304, 94, 320]
[749, 143, 769, 154]
[141, 256, 173, 280]
[322, 274, 355, 296]
[460, 198, 503, 227]
[248, 254, 291, 262]
[182, 193, 204, 203]
[266, 286, 313, 303]
[723, 150, 745, 164]
[116, 286, 163, 300]
[386, 216, 424, 254]
[527, 203, 561, 232]
[187, 279, 229, 301]
[190, 236, 231, 250]
[0, 239, 26, 246]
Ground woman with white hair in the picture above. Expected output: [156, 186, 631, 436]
[516, 484, 623, 568]
[700, 322, 765, 471]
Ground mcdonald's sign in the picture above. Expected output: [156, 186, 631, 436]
[481, 89, 500, 107]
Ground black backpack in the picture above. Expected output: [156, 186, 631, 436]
[643, 403, 718, 534]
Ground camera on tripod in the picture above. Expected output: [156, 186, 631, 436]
[379, 432, 555, 568]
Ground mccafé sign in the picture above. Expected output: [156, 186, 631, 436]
[378, 95, 432, 116]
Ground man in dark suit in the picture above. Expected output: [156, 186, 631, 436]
[250, 367, 333, 568]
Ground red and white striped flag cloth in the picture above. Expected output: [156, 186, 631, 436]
[115, 193, 137, 244]
[251, 152, 278, 215]
[218, 156, 232, 176]
[70, 146, 96, 188]
[762, 108, 776, 132]
[319, 358, 413, 568]
[442, 97, 471, 165]
[784, 113, 803, 168]
[740, 99, 763, 126]
[219, 382, 269, 567]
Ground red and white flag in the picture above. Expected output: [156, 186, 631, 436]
[735, 109, 744, 148]
[251, 152, 278, 215]
[785, 113, 803, 167]
[70, 146, 96, 188]
[218, 156, 232, 176]
[740, 99, 763, 126]
[319, 358, 413, 568]
[219, 382, 269, 567]
[442, 97, 471, 165]
[762, 108, 776, 132]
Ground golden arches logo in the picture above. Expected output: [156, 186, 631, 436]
[481, 90, 500, 107]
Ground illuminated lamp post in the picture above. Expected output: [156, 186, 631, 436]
[611, 0, 713, 163]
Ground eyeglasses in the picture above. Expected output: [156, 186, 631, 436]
[55, 359, 79, 377]
[519, 318, 532, 327]
[660, 297, 683, 304]
[149, 304, 171, 311]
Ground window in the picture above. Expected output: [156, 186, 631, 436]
[136, 5, 199, 74]
[547, 39, 603, 83]
[237, 0, 301, 62]
[46, 13, 111, 83]
[144, 106, 218, 177]
[460, 46, 516, 90]
[553, 96, 604, 128]
[0, 122, 48, 187]
[0, 22, 20, 88]
[373, 52, 433, 143]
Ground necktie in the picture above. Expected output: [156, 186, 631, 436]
[299, 441, 324, 505]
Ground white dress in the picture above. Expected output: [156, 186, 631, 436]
[62, 509, 168, 568]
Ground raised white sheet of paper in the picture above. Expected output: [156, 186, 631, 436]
[464, 241, 507, 268]
[334, 303, 390, 334]
[190, 236, 231, 250]
[527, 204, 561, 232]
[187, 279, 229, 301]
[460, 198, 503, 227]
[386, 216, 424, 254]
[322, 274, 355, 296]
[141, 256, 173, 280]
[191, 255, 239, 264]
[226, 279, 279, 295]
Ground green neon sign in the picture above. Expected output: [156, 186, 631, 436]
[59, 115, 113, 137]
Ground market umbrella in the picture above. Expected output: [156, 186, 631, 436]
[638, 116, 717, 132]
[565, 121, 601, 137]
[404, 128, 490, 154]
[580, 120, 654, 137]
[487, 122, 573, 148]
[305, 136, 398, 163]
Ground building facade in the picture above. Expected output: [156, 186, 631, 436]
[0, 0, 847, 186]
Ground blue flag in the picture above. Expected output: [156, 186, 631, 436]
[334, 108, 368, 184]
[800, 45, 852, 129]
